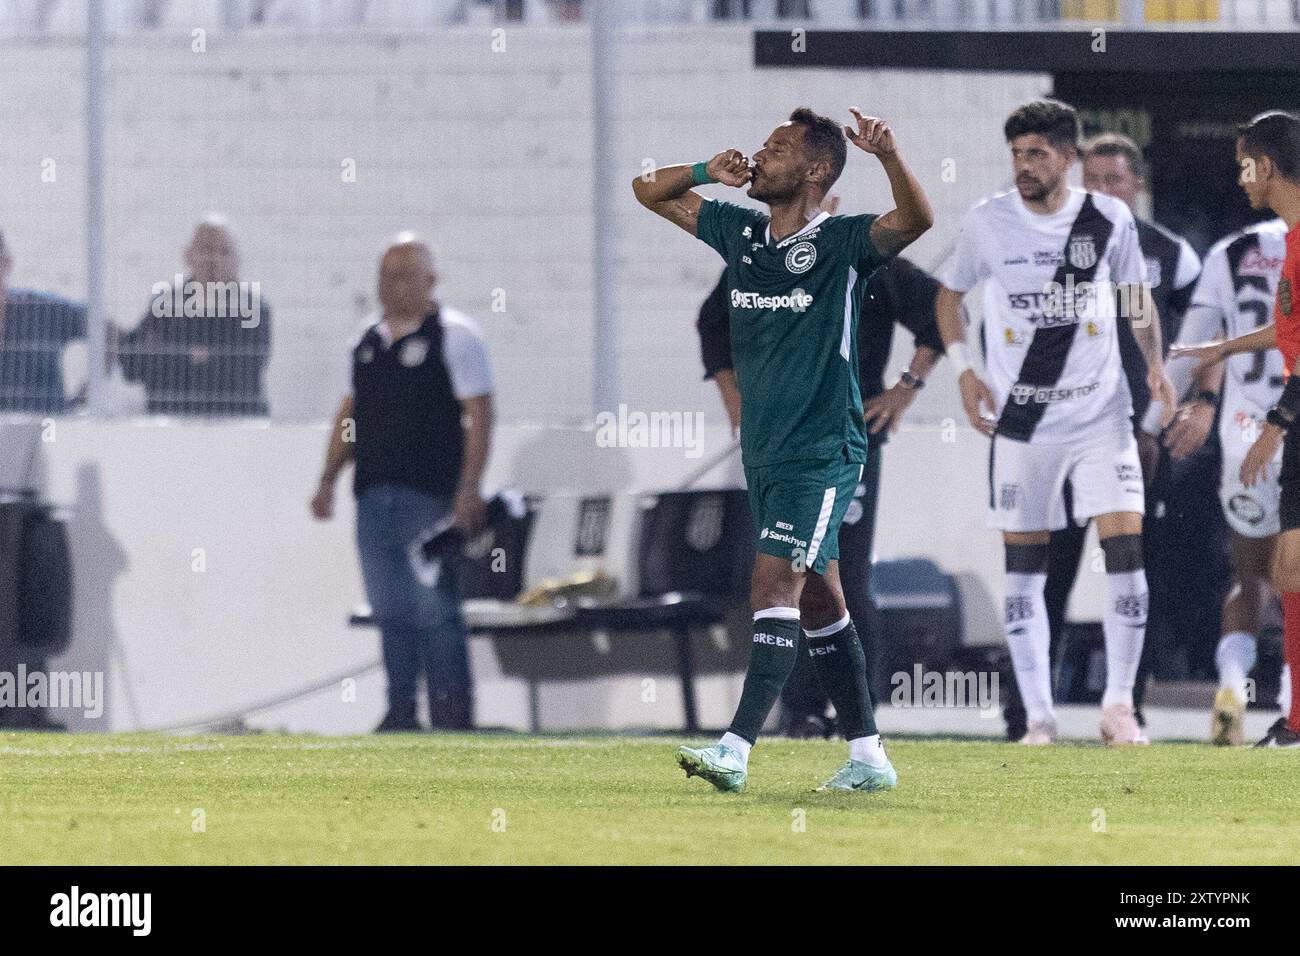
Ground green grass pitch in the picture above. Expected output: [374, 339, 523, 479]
[1, 732, 1298, 865]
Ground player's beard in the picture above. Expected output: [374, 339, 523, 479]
[749, 183, 794, 204]
[1016, 174, 1055, 203]
[747, 169, 793, 204]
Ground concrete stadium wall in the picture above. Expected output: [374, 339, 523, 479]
[9, 415, 1106, 734]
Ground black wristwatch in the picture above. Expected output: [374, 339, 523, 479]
[899, 371, 926, 390]
[1267, 406, 1294, 432]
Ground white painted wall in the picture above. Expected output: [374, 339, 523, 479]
[6, 414, 1107, 734]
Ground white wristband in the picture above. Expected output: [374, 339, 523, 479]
[947, 341, 971, 377]
[1139, 401, 1164, 437]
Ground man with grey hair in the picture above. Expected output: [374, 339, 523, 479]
[1082, 133, 1201, 433]
[118, 216, 271, 415]
[311, 234, 494, 733]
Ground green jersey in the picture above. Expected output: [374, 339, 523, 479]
[696, 198, 892, 467]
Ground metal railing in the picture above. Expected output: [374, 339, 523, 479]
[0, 0, 1295, 421]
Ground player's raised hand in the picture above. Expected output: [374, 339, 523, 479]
[706, 149, 753, 187]
[1168, 340, 1227, 372]
[864, 381, 917, 435]
[1240, 422, 1285, 488]
[844, 109, 896, 157]
[1163, 399, 1216, 460]
[958, 370, 998, 438]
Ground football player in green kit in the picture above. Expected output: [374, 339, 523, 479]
[633, 107, 932, 792]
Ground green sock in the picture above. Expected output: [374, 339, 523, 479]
[727, 612, 801, 744]
[805, 618, 878, 740]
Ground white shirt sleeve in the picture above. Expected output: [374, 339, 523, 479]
[1186, 243, 1234, 324]
[441, 309, 494, 400]
[1173, 236, 1202, 291]
[938, 214, 988, 293]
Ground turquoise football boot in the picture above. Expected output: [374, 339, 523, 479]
[676, 744, 747, 792]
[815, 758, 898, 793]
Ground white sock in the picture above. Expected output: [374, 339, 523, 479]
[849, 733, 888, 768]
[1281, 664, 1293, 715]
[1102, 568, 1148, 711]
[718, 731, 751, 765]
[1215, 631, 1256, 702]
[1005, 570, 1055, 724]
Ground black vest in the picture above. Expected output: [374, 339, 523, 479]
[351, 310, 464, 499]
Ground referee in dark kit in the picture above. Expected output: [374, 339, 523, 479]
[312, 233, 495, 733]
[697, 231, 945, 736]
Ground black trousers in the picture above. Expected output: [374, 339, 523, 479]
[0, 643, 49, 728]
[780, 442, 883, 726]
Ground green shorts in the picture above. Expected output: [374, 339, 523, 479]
[744, 455, 864, 575]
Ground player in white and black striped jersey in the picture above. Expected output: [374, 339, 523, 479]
[1156, 217, 1292, 744]
[936, 99, 1177, 746]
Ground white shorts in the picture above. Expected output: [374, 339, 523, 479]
[1220, 445, 1282, 539]
[988, 430, 1145, 532]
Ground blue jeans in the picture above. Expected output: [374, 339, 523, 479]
[356, 483, 473, 728]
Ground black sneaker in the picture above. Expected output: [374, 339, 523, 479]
[1254, 716, 1300, 748]
[1003, 707, 1028, 743]
[374, 708, 422, 734]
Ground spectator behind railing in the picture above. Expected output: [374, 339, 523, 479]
[117, 216, 271, 417]
[0, 230, 88, 415]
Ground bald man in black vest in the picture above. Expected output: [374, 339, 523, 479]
[312, 234, 495, 732]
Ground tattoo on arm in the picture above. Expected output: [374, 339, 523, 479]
[659, 195, 702, 233]
[869, 212, 917, 259]
[634, 165, 705, 236]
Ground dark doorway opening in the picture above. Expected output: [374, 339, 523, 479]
[1054, 71, 1300, 254]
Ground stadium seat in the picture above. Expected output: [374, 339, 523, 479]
[348, 490, 756, 732]
[518, 492, 641, 595]
[871, 557, 964, 698]
[349, 491, 570, 631]
[0, 494, 72, 655]
[568, 490, 755, 733]
[481, 492, 646, 729]
[351, 492, 650, 730]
